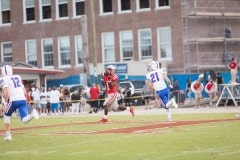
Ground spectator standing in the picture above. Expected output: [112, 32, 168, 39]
[123, 85, 131, 106]
[98, 86, 106, 111]
[142, 80, 152, 109]
[117, 82, 123, 105]
[80, 89, 87, 113]
[0, 88, 3, 118]
[39, 87, 48, 116]
[48, 86, 60, 115]
[185, 78, 192, 99]
[170, 79, 180, 104]
[46, 87, 51, 114]
[59, 87, 66, 114]
[64, 89, 71, 114]
[25, 87, 33, 114]
[89, 83, 100, 113]
[70, 89, 81, 115]
[216, 72, 224, 95]
[31, 86, 41, 114]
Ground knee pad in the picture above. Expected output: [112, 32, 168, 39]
[4, 115, 10, 123]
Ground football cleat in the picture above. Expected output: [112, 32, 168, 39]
[31, 109, 39, 119]
[4, 134, 12, 141]
[98, 118, 108, 123]
[171, 98, 178, 108]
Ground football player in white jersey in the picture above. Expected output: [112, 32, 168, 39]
[146, 61, 178, 121]
[1, 65, 39, 141]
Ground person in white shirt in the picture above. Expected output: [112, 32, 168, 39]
[48, 86, 60, 115]
[31, 86, 41, 114]
[146, 61, 178, 121]
[0, 65, 39, 141]
[40, 87, 48, 116]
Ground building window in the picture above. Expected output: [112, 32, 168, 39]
[118, 0, 131, 13]
[102, 32, 115, 63]
[42, 38, 54, 67]
[1, 42, 12, 62]
[56, 0, 68, 19]
[139, 29, 152, 60]
[40, 0, 51, 20]
[120, 31, 133, 61]
[24, 0, 35, 22]
[158, 27, 172, 60]
[100, 0, 113, 15]
[26, 40, 37, 66]
[0, 0, 11, 25]
[58, 36, 70, 66]
[136, 0, 150, 11]
[73, 0, 85, 17]
[75, 35, 83, 66]
[156, 0, 170, 9]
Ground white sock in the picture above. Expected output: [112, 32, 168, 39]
[166, 101, 172, 108]
[103, 115, 107, 119]
[166, 109, 172, 119]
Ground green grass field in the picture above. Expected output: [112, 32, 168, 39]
[0, 112, 240, 160]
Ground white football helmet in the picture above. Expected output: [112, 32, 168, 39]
[106, 65, 115, 73]
[106, 65, 115, 70]
[148, 61, 159, 71]
[1, 65, 13, 76]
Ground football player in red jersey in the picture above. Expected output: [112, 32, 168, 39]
[228, 58, 238, 84]
[98, 65, 134, 123]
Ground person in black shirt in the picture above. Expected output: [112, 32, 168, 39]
[186, 78, 192, 99]
[70, 89, 81, 114]
[123, 85, 131, 106]
[216, 72, 224, 93]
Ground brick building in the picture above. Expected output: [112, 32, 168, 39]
[0, 0, 239, 88]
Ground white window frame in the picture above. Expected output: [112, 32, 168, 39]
[99, 0, 113, 16]
[73, 0, 85, 18]
[56, 0, 69, 20]
[101, 32, 115, 63]
[1, 41, 12, 62]
[25, 39, 37, 66]
[58, 36, 71, 68]
[39, 0, 52, 22]
[157, 27, 172, 61]
[75, 35, 84, 66]
[118, 0, 132, 14]
[120, 30, 133, 61]
[138, 29, 152, 61]
[136, 0, 150, 12]
[155, 0, 170, 10]
[0, 0, 11, 26]
[23, 0, 36, 24]
[41, 38, 54, 68]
